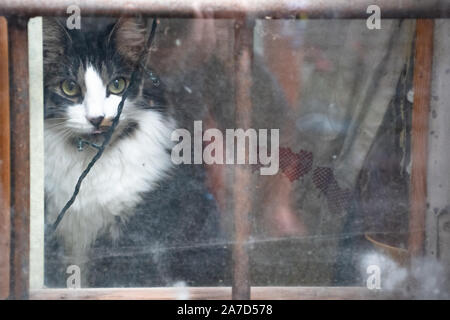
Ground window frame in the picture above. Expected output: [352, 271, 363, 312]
[0, 0, 441, 300]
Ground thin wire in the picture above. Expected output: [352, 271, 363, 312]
[51, 19, 158, 233]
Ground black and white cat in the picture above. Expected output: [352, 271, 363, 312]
[43, 17, 229, 287]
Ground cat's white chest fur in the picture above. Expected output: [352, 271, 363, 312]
[45, 111, 173, 260]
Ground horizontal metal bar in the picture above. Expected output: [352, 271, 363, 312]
[29, 286, 401, 300]
[1, 0, 450, 19]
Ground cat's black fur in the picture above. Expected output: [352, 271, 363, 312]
[43, 17, 231, 288]
[45, 163, 231, 287]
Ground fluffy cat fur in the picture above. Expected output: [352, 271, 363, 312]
[43, 17, 229, 287]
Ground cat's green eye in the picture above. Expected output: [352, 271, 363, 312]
[61, 80, 81, 97]
[61, 79, 81, 97]
[107, 77, 127, 95]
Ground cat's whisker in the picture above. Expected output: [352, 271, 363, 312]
[45, 122, 69, 129]
[45, 118, 69, 121]
[44, 119, 70, 125]
[46, 128, 74, 145]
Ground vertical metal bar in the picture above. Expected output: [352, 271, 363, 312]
[232, 17, 254, 300]
[0, 16, 11, 300]
[409, 19, 434, 257]
[8, 16, 30, 299]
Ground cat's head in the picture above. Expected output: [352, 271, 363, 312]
[43, 17, 167, 145]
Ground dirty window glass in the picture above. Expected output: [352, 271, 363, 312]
[16, 14, 450, 299]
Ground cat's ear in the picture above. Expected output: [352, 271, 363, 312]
[43, 18, 72, 64]
[108, 18, 149, 65]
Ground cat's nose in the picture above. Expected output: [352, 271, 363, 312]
[88, 116, 104, 128]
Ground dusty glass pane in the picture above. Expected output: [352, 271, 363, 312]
[26, 15, 450, 299]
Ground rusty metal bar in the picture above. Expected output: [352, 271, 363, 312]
[28, 286, 398, 300]
[0, 16, 11, 300]
[8, 16, 30, 299]
[409, 20, 434, 257]
[0, 0, 450, 18]
[232, 18, 254, 300]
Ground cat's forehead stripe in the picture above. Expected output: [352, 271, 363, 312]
[84, 65, 108, 118]
[85, 65, 106, 93]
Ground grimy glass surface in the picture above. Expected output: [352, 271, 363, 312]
[13, 13, 450, 298]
